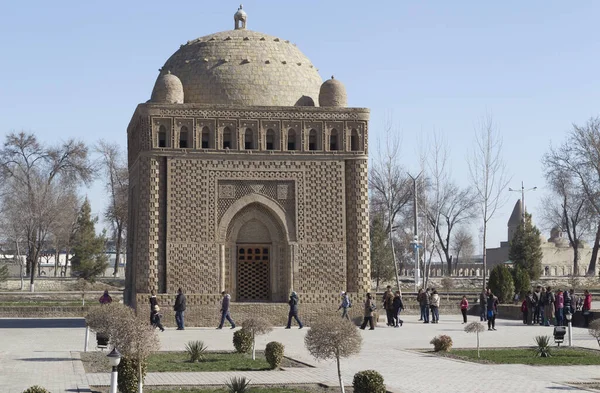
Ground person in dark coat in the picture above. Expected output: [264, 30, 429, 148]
[99, 290, 112, 305]
[217, 291, 236, 329]
[360, 293, 376, 330]
[392, 291, 404, 327]
[149, 290, 158, 325]
[487, 292, 498, 331]
[151, 305, 165, 332]
[383, 286, 395, 327]
[174, 287, 186, 330]
[479, 290, 487, 321]
[285, 291, 303, 329]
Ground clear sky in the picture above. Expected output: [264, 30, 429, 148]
[1, 1, 599, 251]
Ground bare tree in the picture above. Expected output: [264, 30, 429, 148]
[467, 116, 511, 289]
[48, 191, 80, 277]
[96, 141, 128, 277]
[452, 226, 475, 274]
[0, 204, 26, 289]
[369, 120, 411, 291]
[304, 318, 362, 393]
[0, 132, 93, 291]
[544, 117, 600, 275]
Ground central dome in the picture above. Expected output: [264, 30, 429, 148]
[156, 28, 323, 107]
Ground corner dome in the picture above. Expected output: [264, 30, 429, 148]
[156, 28, 323, 106]
[150, 71, 184, 104]
[319, 76, 347, 107]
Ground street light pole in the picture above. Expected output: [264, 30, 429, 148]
[566, 312, 573, 347]
[508, 181, 537, 226]
[107, 348, 122, 393]
[408, 172, 422, 292]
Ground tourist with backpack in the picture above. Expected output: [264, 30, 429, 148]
[338, 291, 351, 321]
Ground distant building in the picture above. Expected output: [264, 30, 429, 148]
[486, 199, 598, 276]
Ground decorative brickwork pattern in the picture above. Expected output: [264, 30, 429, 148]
[295, 243, 346, 293]
[167, 242, 220, 294]
[345, 159, 371, 293]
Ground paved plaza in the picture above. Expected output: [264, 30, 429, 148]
[1, 315, 600, 393]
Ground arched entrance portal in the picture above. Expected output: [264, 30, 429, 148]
[222, 201, 291, 302]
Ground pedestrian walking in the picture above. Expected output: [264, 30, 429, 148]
[285, 291, 303, 329]
[360, 293, 376, 330]
[479, 290, 487, 322]
[430, 290, 440, 323]
[174, 287, 186, 330]
[151, 305, 165, 332]
[338, 291, 351, 321]
[99, 290, 112, 305]
[149, 290, 158, 325]
[583, 289, 592, 327]
[217, 291, 236, 329]
[487, 291, 498, 331]
[460, 295, 469, 324]
[392, 291, 404, 327]
[383, 286, 395, 327]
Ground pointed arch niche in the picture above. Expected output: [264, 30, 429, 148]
[217, 195, 296, 302]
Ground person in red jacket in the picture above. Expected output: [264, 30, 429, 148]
[583, 289, 593, 327]
[460, 295, 469, 324]
[521, 297, 528, 324]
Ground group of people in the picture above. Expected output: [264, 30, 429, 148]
[477, 289, 499, 330]
[148, 288, 304, 331]
[520, 286, 593, 327]
[416, 287, 443, 324]
[357, 286, 404, 330]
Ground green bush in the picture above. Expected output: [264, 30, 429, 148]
[185, 340, 207, 362]
[265, 341, 285, 369]
[488, 264, 515, 303]
[352, 370, 386, 393]
[512, 266, 531, 298]
[225, 376, 251, 393]
[233, 329, 253, 354]
[117, 356, 146, 393]
[430, 335, 453, 352]
[22, 386, 50, 393]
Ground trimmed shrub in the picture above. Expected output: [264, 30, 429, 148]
[185, 340, 207, 362]
[233, 329, 253, 354]
[225, 376, 251, 393]
[352, 370, 386, 393]
[430, 335, 453, 352]
[488, 264, 515, 303]
[117, 356, 146, 393]
[265, 341, 285, 369]
[23, 387, 50, 393]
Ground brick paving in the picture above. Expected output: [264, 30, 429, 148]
[1, 315, 600, 392]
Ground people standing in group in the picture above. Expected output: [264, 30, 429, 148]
[460, 295, 469, 324]
[533, 285, 542, 324]
[151, 305, 165, 332]
[149, 290, 158, 325]
[174, 287, 186, 330]
[479, 290, 488, 322]
[360, 293, 376, 330]
[430, 289, 440, 323]
[392, 290, 404, 327]
[543, 286, 555, 326]
[383, 286, 395, 327]
[217, 291, 236, 329]
[99, 290, 112, 305]
[487, 291, 498, 331]
[417, 289, 426, 322]
[286, 291, 303, 329]
[338, 291, 351, 321]
[555, 289, 564, 326]
[526, 290, 535, 325]
[583, 289, 592, 327]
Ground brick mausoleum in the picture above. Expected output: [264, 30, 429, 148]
[125, 6, 371, 326]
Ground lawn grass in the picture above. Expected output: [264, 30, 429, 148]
[439, 347, 600, 366]
[146, 352, 272, 372]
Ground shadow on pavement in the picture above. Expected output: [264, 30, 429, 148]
[0, 318, 85, 329]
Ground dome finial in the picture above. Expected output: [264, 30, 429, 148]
[234, 4, 247, 30]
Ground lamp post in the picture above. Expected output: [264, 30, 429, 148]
[566, 312, 573, 347]
[508, 181, 537, 226]
[408, 172, 422, 291]
[107, 348, 121, 393]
